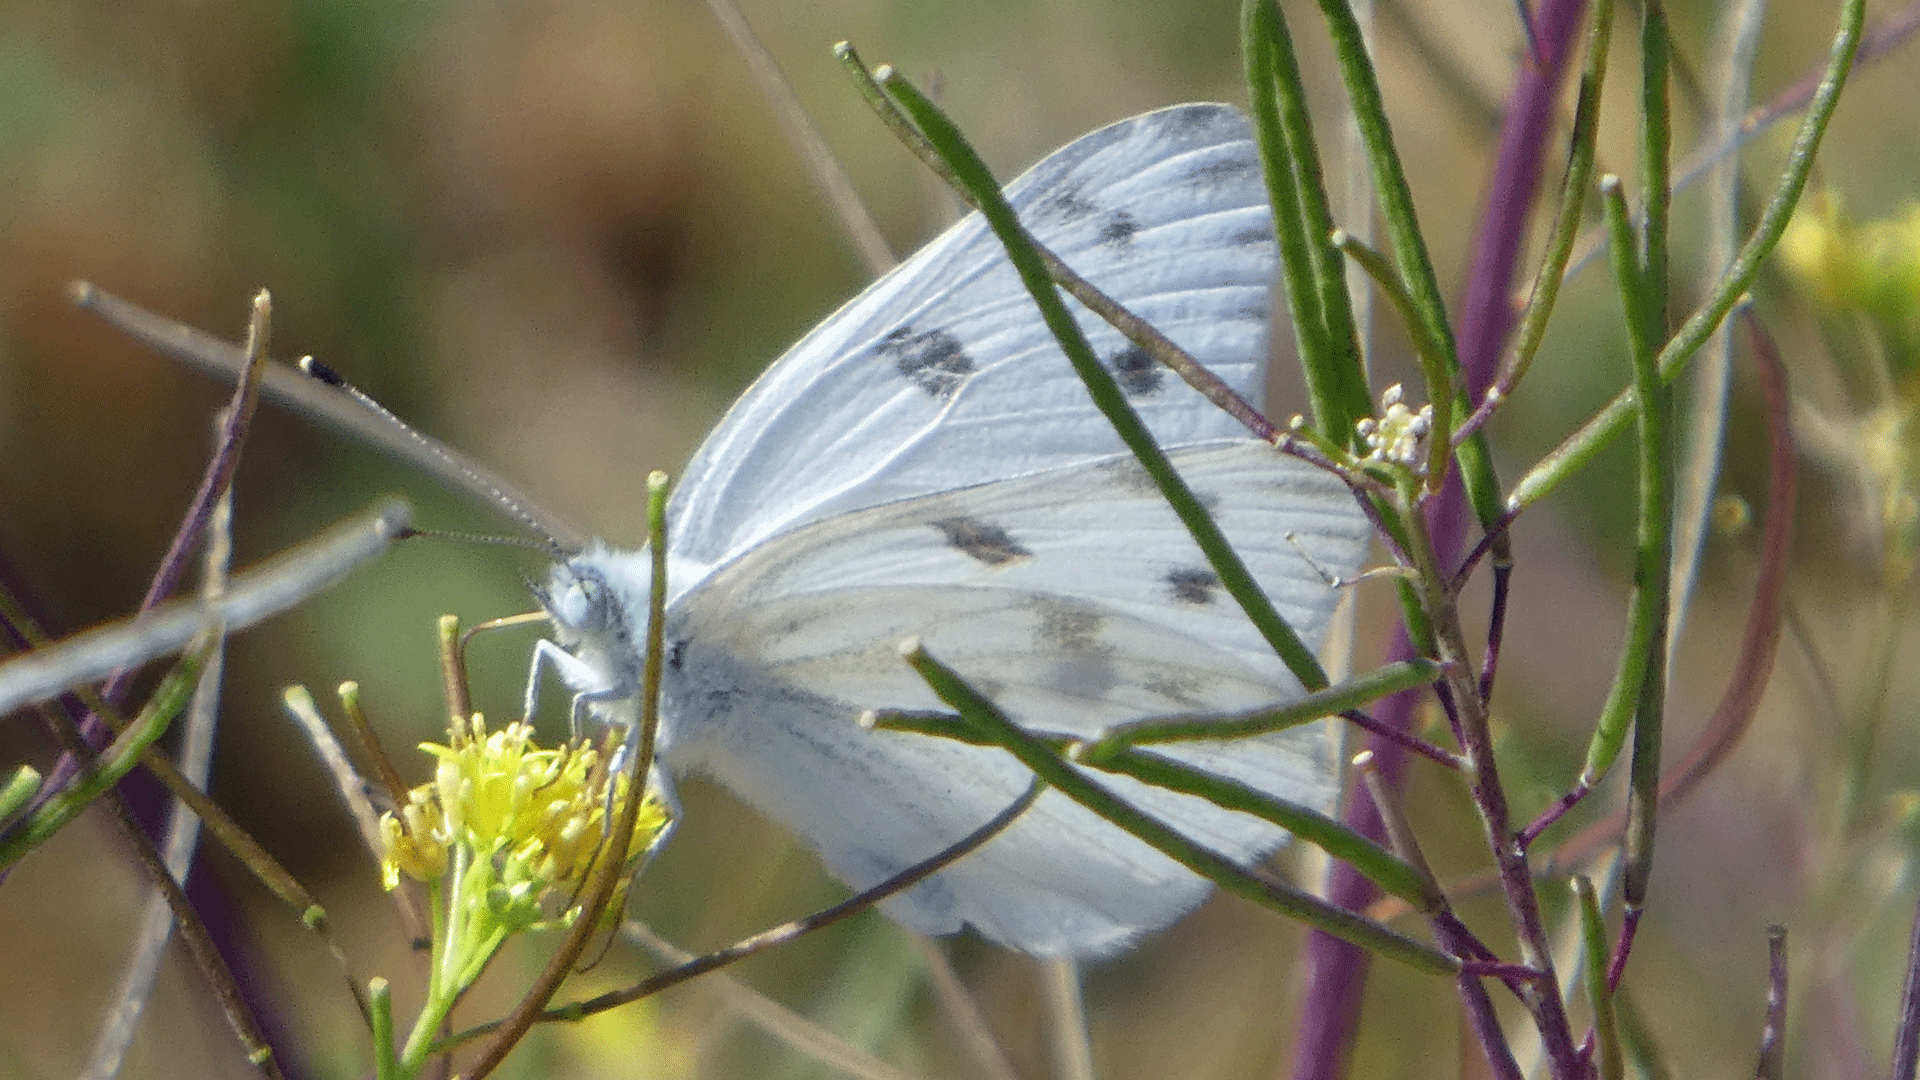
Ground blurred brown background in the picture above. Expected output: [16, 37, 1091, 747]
[2, 0, 1917, 1077]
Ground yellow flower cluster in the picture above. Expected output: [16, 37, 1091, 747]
[1782, 195, 1920, 584]
[1781, 194, 1920, 358]
[379, 715, 667, 911]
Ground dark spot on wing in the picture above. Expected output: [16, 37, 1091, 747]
[1186, 154, 1256, 186]
[1144, 673, 1207, 708]
[1098, 210, 1140, 248]
[1231, 225, 1274, 246]
[1047, 652, 1119, 701]
[1167, 567, 1221, 605]
[1033, 598, 1104, 652]
[1035, 182, 1097, 223]
[878, 326, 974, 398]
[1162, 105, 1232, 139]
[1027, 598, 1118, 701]
[933, 517, 1030, 566]
[667, 640, 686, 671]
[1107, 343, 1163, 396]
[1093, 455, 1157, 495]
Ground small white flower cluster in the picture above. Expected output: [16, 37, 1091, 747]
[1356, 384, 1434, 468]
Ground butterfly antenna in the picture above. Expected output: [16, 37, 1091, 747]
[401, 527, 555, 554]
[297, 357, 584, 554]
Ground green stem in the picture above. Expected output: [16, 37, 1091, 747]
[1091, 659, 1443, 748]
[1509, 0, 1865, 510]
[1476, 0, 1614, 420]
[1574, 878, 1624, 1080]
[1082, 746, 1441, 910]
[1309, 0, 1456, 370]
[369, 979, 398, 1080]
[1577, 178, 1668, 790]
[0, 640, 207, 867]
[1241, 0, 1370, 440]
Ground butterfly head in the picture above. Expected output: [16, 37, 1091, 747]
[538, 557, 622, 650]
[534, 543, 690, 691]
[518, 548, 655, 756]
[536, 545, 650, 665]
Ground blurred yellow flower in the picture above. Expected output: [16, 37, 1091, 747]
[1782, 193, 1920, 369]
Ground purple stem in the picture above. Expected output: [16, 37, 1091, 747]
[1433, 917, 1527, 1080]
[1604, 907, 1640, 991]
[1519, 779, 1593, 847]
[17, 309, 266, 813]
[1890, 887, 1920, 1079]
[1336, 709, 1461, 769]
[1478, 560, 1512, 705]
[1460, 960, 1549, 983]
[1287, 2, 1589, 1078]
[1757, 926, 1788, 1079]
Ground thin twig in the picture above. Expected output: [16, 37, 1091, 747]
[1756, 927, 1788, 1080]
[908, 936, 1021, 1080]
[69, 284, 581, 549]
[79, 485, 238, 1080]
[0, 503, 413, 716]
[1043, 960, 1095, 1080]
[700, 0, 893, 275]
[1888, 898, 1920, 1078]
[628, 925, 929, 1080]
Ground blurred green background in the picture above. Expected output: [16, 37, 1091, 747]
[2, 0, 1918, 1077]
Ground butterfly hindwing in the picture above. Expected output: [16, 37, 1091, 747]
[655, 442, 1367, 954]
[667, 104, 1278, 570]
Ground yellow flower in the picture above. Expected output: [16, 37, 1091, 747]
[378, 715, 668, 912]
[379, 786, 448, 889]
[1782, 193, 1920, 365]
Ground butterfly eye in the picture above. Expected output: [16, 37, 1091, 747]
[538, 566, 597, 633]
[571, 570, 620, 634]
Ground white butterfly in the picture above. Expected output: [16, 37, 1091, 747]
[532, 103, 1371, 957]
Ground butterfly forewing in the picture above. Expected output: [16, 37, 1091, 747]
[666, 104, 1278, 569]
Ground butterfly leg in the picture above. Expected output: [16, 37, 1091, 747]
[585, 698, 679, 849]
[526, 637, 659, 836]
[524, 638, 633, 741]
[629, 762, 682, 869]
